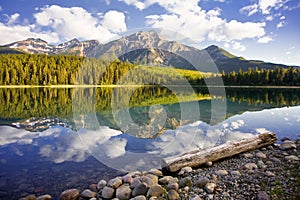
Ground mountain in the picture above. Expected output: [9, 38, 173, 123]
[2, 31, 296, 72]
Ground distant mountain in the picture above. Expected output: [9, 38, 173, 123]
[2, 31, 297, 73]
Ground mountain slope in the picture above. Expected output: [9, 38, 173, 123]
[2, 31, 297, 73]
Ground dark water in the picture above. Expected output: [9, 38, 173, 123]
[0, 87, 299, 199]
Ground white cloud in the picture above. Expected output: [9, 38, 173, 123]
[0, 5, 127, 45]
[240, 0, 289, 16]
[231, 41, 246, 51]
[277, 21, 286, 28]
[239, 4, 259, 16]
[257, 36, 273, 43]
[102, 10, 127, 32]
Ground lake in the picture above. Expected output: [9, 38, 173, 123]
[0, 86, 299, 199]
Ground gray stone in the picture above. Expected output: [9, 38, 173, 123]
[146, 174, 158, 185]
[179, 177, 192, 188]
[141, 176, 155, 187]
[230, 170, 241, 176]
[195, 177, 210, 188]
[116, 185, 132, 200]
[205, 183, 216, 194]
[257, 191, 270, 200]
[169, 177, 179, 184]
[130, 177, 142, 189]
[60, 189, 79, 200]
[243, 153, 253, 158]
[130, 195, 146, 200]
[257, 160, 267, 169]
[280, 140, 296, 150]
[102, 186, 115, 199]
[256, 152, 267, 159]
[168, 189, 180, 200]
[167, 182, 179, 191]
[132, 182, 148, 197]
[265, 171, 275, 177]
[189, 194, 202, 200]
[181, 166, 193, 173]
[122, 175, 133, 184]
[244, 163, 258, 170]
[215, 169, 228, 176]
[270, 157, 281, 163]
[108, 177, 123, 189]
[148, 169, 163, 177]
[36, 194, 51, 200]
[285, 155, 299, 161]
[127, 171, 142, 177]
[158, 176, 173, 184]
[146, 185, 166, 197]
[97, 179, 107, 190]
[81, 189, 96, 198]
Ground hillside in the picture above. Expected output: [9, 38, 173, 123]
[1, 31, 297, 73]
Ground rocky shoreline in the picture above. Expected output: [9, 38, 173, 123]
[20, 137, 300, 200]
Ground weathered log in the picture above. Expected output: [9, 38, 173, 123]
[161, 132, 277, 172]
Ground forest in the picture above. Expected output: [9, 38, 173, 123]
[0, 54, 299, 86]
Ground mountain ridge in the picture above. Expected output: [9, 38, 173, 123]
[2, 31, 297, 73]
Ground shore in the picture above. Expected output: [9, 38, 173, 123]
[20, 136, 300, 200]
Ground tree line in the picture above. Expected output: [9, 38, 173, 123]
[0, 54, 299, 86]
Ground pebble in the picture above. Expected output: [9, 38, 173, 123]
[97, 179, 107, 190]
[285, 155, 299, 161]
[243, 153, 253, 158]
[140, 176, 155, 187]
[179, 177, 192, 188]
[148, 169, 163, 177]
[81, 189, 96, 198]
[101, 186, 115, 199]
[108, 177, 123, 189]
[132, 182, 148, 197]
[60, 189, 79, 200]
[146, 174, 158, 185]
[279, 140, 296, 150]
[116, 185, 131, 200]
[215, 169, 228, 176]
[158, 176, 173, 184]
[256, 152, 267, 159]
[244, 163, 258, 170]
[168, 189, 180, 200]
[130, 177, 142, 189]
[130, 195, 146, 200]
[167, 182, 179, 191]
[189, 194, 202, 200]
[181, 166, 193, 173]
[122, 175, 133, 184]
[257, 191, 270, 200]
[230, 170, 241, 176]
[205, 161, 213, 167]
[36, 194, 51, 200]
[265, 171, 275, 177]
[146, 185, 166, 198]
[195, 177, 210, 188]
[257, 160, 267, 169]
[20, 194, 36, 200]
[205, 183, 216, 194]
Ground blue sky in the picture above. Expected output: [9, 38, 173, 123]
[0, 0, 300, 65]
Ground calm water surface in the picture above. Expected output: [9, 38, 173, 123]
[0, 87, 299, 199]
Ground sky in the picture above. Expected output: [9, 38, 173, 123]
[0, 0, 300, 66]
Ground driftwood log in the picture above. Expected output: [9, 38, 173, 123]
[161, 132, 277, 172]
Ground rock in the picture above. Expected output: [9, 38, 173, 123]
[146, 174, 158, 185]
[127, 171, 142, 177]
[257, 160, 267, 169]
[211, 174, 218, 183]
[257, 191, 270, 200]
[146, 185, 166, 197]
[179, 177, 192, 188]
[101, 186, 115, 199]
[169, 177, 179, 184]
[158, 176, 173, 184]
[140, 176, 155, 187]
[189, 194, 202, 200]
[270, 157, 281, 163]
[130, 177, 142, 189]
[205, 161, 213, 167]
[215, 169, 228, 176]
[256, 152, 267, 159]
[195, 177, 210, 188]
[168, 190, 180, 200]
[122, 175, 133, 184]
[167, 182, 179, 191]
[183, 186, 189, 192]
[81, 189, 96, 199]
[181, 166, 193, 173]
[243, 153, 253, 158]
[130, 195, 146, 200]
[97, 179, 107, 190]
[149, 197, 158, 200]
[60, 189, 80, 200]
[108, 177, 123, 189]
[177, 171, 185, 176]
[132, 182, 148, 197]
[244, 163, 258, 170]
[20, 195, 36, 200]
[230, 170, 241, 176]
[265, 171, 275, 177]
[148, 169, 163, 177]
[36, 194, 51, 200]
[205, 183, 216, 194]
[285, 155, 299, 161]
[116, 185, 132, 200]
[281, 137, 291, 142]
[280, 140, 296, 150]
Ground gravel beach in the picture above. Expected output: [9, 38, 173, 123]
[20, 136, 300, 200]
